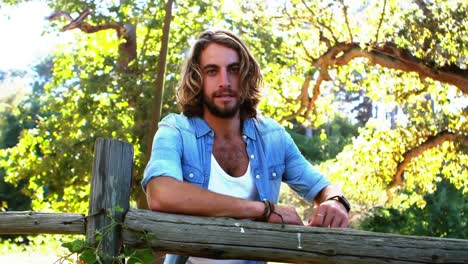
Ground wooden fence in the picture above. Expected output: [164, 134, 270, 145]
[0, 138, 467, 264]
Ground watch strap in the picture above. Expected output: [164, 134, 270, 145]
[327, 195, 351, 213]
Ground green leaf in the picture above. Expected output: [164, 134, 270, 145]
[80, 249, 98, 264]
[127, 248, 154, 264]
[62, 239, 87, 253]
[114, 205, 124, 213]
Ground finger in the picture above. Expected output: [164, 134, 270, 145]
[340, 216, 349, 228]
[308, 215, 324, 227]
[293, 210, 305, 226]
[322, 213, 334, 227]
[308, 206, 326, 226]
[330, 215, 342, 228]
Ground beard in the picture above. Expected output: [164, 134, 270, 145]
[203, 91, 241, 119]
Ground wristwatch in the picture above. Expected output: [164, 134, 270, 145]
[327, 195, 351, 213]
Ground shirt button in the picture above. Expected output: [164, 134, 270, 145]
[243, 135, 247, 139]
[250, 154, 255, 159]
[255, 175, 260, 179]
[272, 172, 277, 177]
[189, 173, 194, 178]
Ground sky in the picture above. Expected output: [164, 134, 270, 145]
[0, 1, 59, 71]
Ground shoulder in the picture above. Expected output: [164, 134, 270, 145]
[254, 114, 285, 134]
[160, 113, 193, 130]
[161, 113, 189, 125]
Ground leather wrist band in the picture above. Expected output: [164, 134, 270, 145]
[261, 200, 285, 227]
[261, 200, 274, 221]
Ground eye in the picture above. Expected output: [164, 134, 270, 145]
[205, 68, 217, 76]
[228, 65, 240, 74]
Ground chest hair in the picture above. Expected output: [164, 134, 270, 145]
[212, 138, 249, 177]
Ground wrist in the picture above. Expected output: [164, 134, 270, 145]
[244, 200, 267, 220]
[316, 184, 343, 204]
[326, 195, 351, 213]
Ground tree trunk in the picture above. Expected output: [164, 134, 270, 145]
[138, 0, 174, 210]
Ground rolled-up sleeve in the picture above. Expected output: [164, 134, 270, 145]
[141, 122, 183, 191]
[282, 130, 330, 203]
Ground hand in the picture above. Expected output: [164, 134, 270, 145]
[267, 205, 304, 226]
[308, 199, 349, 228]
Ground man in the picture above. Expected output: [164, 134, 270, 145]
[142, 30, 350, 264]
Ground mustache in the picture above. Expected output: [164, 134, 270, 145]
[213, 89, 238, 97]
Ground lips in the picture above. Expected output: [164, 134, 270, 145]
[214, 91, 235, 96]
[215, 94, 235, 98]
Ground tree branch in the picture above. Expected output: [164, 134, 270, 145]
[285, 42, 468, 123]
[48, 10, 121, 33]
[414, 0, 434, 20]
[374, 0, 387, 43]
[386, 130, 468, 199]
[300, 0, 338, 43]
[337, 43, 467, 92]
[282, 6, 315, 63]
[279, 73, 312, 123]
[305, 68, 331, 117]
[338, 0, 353, 42]
[48, 10, 136, 71]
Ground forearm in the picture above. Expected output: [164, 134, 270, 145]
[146, 176, 264, 219]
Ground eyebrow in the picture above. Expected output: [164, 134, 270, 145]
[202, 62, 240, 71]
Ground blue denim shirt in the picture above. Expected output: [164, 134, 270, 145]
[142, 113, 330, 264]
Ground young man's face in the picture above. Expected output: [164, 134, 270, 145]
[199, 43, 241, 119]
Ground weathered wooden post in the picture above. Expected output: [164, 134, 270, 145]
[87, 138, 134, 264]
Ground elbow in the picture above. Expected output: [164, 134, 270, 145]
[146, 177, 171, 212]
[147, 197, 164, 212]
[146, 186, 166, 212]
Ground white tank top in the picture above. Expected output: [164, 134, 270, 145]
[207, 154, 258, 200]
[187, 155, 258, 264]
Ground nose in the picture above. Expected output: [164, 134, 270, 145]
[219, 68, 231, 88]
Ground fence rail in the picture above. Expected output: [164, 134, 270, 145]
[0, 211, 85, 235]
[1, 209, 467, 264]
[1, 138, 467, 264]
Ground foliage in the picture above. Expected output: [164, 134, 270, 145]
[59, 206, 154, 264]
[0, 0, 466, 239]
[0, 61, 54, 244]
[60, 238, 154, 264]
[288, 115, 359, 163]
[264, 0, 468, 211]
[0, 95, 31, 212]
[359, 178, 467, 239]
[0, 0, 234, 212]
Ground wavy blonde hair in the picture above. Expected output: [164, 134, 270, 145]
[176, 30, 262, 119]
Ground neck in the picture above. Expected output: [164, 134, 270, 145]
[203, 112, 242, 139]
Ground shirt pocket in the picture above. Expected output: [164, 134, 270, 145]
[182, 163, 204, 185]
[268, 164, 285, 180]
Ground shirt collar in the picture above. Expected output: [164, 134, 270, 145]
[191, 116, 257, 140]
[192, 117, 212, 138]
[242, 118, 257, 140]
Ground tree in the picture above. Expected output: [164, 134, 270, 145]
[360, 177, 467, 239]
[0, 0, 466, 225]
[0, 73, 32, 213]
[0, 0, 248, 212]
[251, 0, 467, 210]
